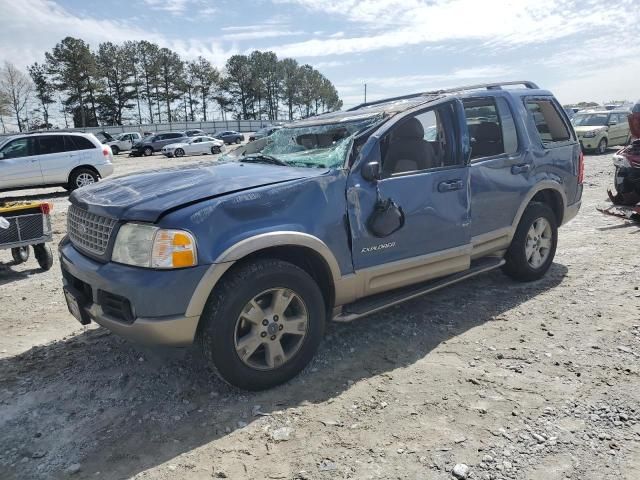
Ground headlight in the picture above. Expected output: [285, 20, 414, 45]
[582, 130, 598, 138]
[613, 154, 631, 168]
[112, 223, 197, 269]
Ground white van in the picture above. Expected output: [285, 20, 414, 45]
[0, 132, 114, 191]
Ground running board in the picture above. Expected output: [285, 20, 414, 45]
[333, 257, 505, 322]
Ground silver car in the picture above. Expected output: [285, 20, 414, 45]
[161, 136, 225, 157]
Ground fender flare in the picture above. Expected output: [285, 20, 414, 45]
[510, 181, 567, 238]
[185, 231, 342, 318]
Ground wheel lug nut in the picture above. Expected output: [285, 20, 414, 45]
[270, 335, 276, 341]
[273, 315, 279, 321]
[279, 324, 283, 331]
[262, 319, 268, 326]
[261, 332, 267, 338]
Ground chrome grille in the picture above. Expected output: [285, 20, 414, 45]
[67, 205, 117, 255]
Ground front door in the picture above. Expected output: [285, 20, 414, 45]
[0, 137, 42, 189]
[347, 100, 471, 294]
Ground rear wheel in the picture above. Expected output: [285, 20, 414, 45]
[68, 168, 99, 191]
[502, 202, 557, 282]
[597, 138, 608, 154]
[111, 145, 120, 155]
[11, 246, 29, 264]
[175, 148, 185, 157]
[198, 259, 326, 390]
[33, 244, 53, 271]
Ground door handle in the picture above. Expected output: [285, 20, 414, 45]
[511, 164, 531, 174]
[437, 179, 464, 192]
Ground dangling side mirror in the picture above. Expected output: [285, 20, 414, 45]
[361, 161, 380, 182]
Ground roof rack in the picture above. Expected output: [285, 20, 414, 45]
[348, 80, 540, 111]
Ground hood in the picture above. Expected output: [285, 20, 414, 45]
[574, 125, 607, 134]
[70, 161, 329, 222]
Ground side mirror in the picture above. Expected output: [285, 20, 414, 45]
[361, 161, 380, 182]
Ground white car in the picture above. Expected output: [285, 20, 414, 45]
[161, 136, 224, 157]
[105, 132, 142, 155]
[0, 132, 114, 191]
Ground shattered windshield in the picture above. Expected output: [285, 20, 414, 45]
[233, 115, 382, 168]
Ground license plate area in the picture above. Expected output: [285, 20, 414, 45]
[64, 286, 91, 325]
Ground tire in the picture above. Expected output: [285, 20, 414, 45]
[143, 146, 153, 156]
[11, 246, 29, 264]
[33, 244, 53, 271]
[198, 259, 326, 391]
[175, 148, 184, 157]
[111, 145, 120, 155]
[68, 168, 99, 191]
[211, 146, 221, 154]
[502, 202, 558, 282]
[235, 137, 242, 144]
[597, 138, 608, 154]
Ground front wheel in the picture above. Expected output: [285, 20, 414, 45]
[33, 244, 53, 270]
[502, 202, 558, 282]
[143, 146, 153, 156]
[235, 137, 242, 144]
[174, 148, 184, 157]
[211, 146, 221, 154]
[597, 138, 608, 154]
[111, 145, 120, 155]
[198, 259, 326, 391]
[11, 246, 29, 264]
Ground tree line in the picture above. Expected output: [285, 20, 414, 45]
[0, 37, 343, 132]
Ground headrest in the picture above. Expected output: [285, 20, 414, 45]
[394, 117, 425, 140]
[476, 122, 501, 141]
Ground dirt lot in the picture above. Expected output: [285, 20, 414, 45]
[1, 149, 638, 480]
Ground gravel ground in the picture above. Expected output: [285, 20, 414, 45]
[0, 149, 638, 480]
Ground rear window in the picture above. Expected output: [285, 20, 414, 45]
[37, 135, 66, 155]
[65, 136, 96, 151]
[463, 97, 518, 160]
[526, 99, 572, 145]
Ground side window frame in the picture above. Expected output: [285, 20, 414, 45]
[0, 137, 35, 159]
[378, 100, 463, 179]
[463, 95, 521, 163]
[524, 96, 575, 149]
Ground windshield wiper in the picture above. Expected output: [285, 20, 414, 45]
[240, 154, 289, 166]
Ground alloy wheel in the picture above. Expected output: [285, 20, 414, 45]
[234, 288, 308, 370]
[525, 217, 552, 269]
[76, 172, 96, 188]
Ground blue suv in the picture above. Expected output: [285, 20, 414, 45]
[59, 81, 582, 390]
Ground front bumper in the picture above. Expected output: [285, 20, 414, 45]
[578, 134, 605, 151]
[614, 166, 640, 194]
[59, 238, 208, 346]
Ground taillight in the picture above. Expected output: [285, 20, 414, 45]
[577, 151, 584, 184]
[39, 202, 52, 214]
[102, 146, 111, 157]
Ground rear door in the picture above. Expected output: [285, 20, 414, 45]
[464, 95, 528, 241]
[38, 135, 79, 184]
[0, 137, 42, 188]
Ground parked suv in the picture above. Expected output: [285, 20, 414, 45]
[572, 109, 631, 154]
[129, 132, 187, 156]
[0, 132, 113, 192]
[59, 81, 582, 390]
[105, 132, 142, 155]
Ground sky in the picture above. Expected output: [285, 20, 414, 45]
[1, 0, 639, 114]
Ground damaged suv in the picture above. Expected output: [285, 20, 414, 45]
[59, 81, 582, 390]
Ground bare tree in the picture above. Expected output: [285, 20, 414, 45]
[0, 62, 33, 132]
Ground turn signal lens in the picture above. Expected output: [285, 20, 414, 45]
[151, 229, 197, 268]
[577, 151, 584, 184]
